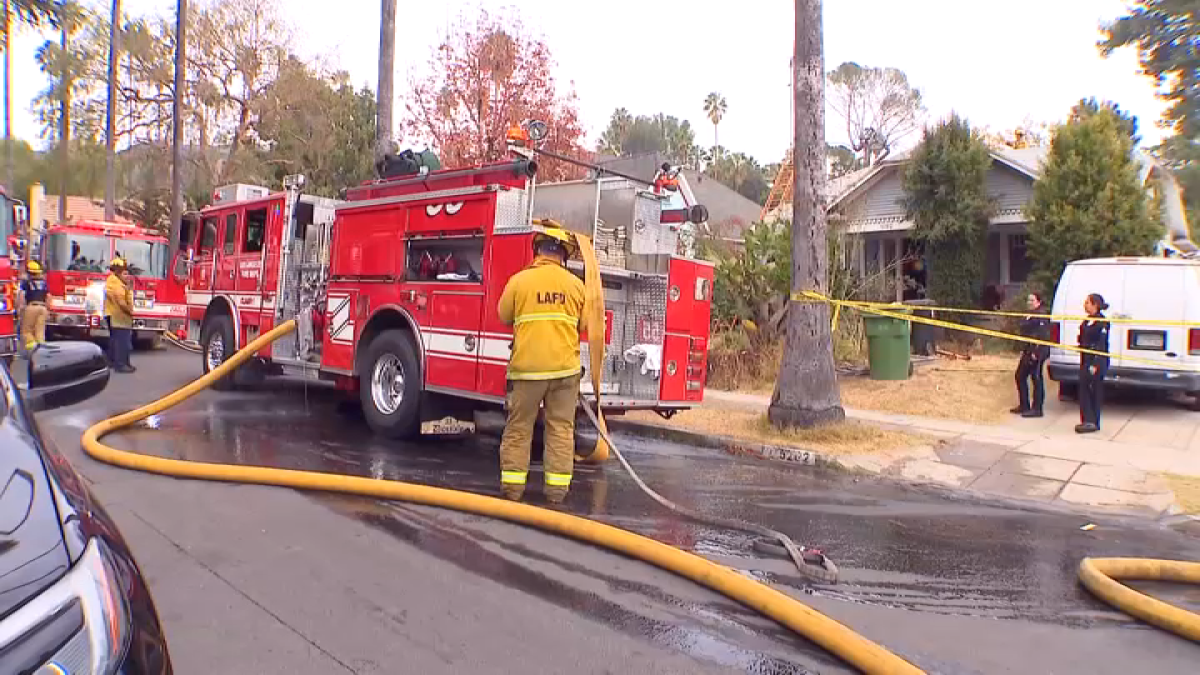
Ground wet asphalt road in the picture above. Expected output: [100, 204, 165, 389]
[32, 348, 1200, 674]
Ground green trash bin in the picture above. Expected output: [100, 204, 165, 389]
[863, 312, 912, 380]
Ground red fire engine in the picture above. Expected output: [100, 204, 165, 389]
[177, 138, 714, 439]
[0, 188, 27, 363]
[41, 219, 186, 348]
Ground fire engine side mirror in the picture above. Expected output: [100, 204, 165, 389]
[688, 205, 709, 224]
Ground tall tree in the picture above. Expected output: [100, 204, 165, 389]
[902, 113, 993, 309]
[1027, 108, 1161, 292]
[827, 62, 924, 166]
[169, 0, 185, 247]
[376, 0, 395, 161]
[256, 60, 377, 197]
[596, 109, 699, 166]
[769, 0, 844, 430]
[703, 92, 726, 147]
[104, 0, 120, 220]
[1071, 97, 1140, 143]
[704, 147, 769, 204]
[1101, 2, 1200, 137]
[403, 8, 586, 181]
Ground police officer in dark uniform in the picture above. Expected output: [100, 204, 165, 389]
[1076, 293, 1110, 434]
[1012, 292, 1051, 417]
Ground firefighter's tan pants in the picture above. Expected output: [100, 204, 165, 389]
[21, 303, 47, 351]
[499, 374, 580, 502]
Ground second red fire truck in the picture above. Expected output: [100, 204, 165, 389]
[41, 219, 186, 348]
[176, 133, 714, 439]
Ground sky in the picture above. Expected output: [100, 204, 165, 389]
[7, 0, 1172, 163]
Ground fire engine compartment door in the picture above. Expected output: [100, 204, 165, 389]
[662, 257, 714, 402]
[423, 290, 484, 392]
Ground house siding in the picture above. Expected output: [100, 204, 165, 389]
[987, 164, 1035, 214]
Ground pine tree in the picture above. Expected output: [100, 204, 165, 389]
[1027, 109, 1160, 292]
[902, 114, 993, 309]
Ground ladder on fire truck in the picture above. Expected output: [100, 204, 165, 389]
[761, 148, 793, 221]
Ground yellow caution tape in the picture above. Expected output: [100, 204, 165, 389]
[792, 291, 1200, 328]
[797, 290, 1200, 373]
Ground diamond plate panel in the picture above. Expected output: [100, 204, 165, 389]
[493, 188, 532, 234]
[629, 192, 663, 255]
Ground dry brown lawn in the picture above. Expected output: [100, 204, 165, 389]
[837, 354, 1019, 424]
[623, 407, 927, 457]
[1164, 474, 1200, 514]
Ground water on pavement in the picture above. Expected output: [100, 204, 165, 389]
[105, 377, 1200, 674]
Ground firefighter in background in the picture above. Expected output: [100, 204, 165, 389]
[18, 261, 49, 352]
[104, 258, 136, 373]
[496, 223, 587, 504]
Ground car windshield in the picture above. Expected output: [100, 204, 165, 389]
[46, 233, 110, 272]
[114, 240, 170, 278]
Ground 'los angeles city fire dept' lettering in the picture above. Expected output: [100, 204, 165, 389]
[536, 291, 566, 305]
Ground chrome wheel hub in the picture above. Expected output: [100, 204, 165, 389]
[371, 354, 405, 415]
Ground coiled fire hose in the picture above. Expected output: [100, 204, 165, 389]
[81, 320, 924, 674]
[577, 396, 838, 584]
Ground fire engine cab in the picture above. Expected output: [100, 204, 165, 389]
[178, 139, 714, 440]
[41, 219, 185, 348]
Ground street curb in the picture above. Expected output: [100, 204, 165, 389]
[606, 419, 831, 468]
[606, 419, 1189, 520]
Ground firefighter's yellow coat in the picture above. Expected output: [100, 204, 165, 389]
[497, 256, 586, 380]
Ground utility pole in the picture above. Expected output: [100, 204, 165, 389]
[58, 18, 70, 223]
[375, 0, 396, 162]
[768, 0, 845, 429]
[169, 0, 186, 248]
[104, 0, 121, 221]
[3, 0, 12, 193]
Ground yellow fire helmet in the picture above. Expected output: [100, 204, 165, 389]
[110, 257, 127, 269]
[531, 219, 579, 258]
[25, 260, 43, 274]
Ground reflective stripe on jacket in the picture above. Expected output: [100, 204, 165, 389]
[105, 273, 134, 328]
[497, 256, 586, 381]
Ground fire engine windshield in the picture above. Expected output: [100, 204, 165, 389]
[114, 240, 170, 278]
[46, 233, 110, 273]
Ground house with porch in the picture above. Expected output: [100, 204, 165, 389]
[827, 146, 1048, 304]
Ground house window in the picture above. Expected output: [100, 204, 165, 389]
[1008, 234, 1031, 283]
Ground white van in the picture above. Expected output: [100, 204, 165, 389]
[1047, 257, 1200, 407]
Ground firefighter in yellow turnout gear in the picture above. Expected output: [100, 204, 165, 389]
[19, 261, 50, 352]
[496, 224, 587, 503]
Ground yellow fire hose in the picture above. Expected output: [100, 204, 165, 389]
[81, 320, 924, 674]
[1078, 558, 1200, 642]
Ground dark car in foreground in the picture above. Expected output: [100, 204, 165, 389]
[0, 342, 171, 674]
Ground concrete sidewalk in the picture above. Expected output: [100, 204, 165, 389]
[700, 389, 1200, 516]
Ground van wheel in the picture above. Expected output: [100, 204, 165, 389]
[1058, 382, 1078, 402]
[359, 330, 422, 439]
[200, 315, 238, 391]
[1187, 392, 1200, 412]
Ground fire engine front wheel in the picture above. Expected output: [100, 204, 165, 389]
[201, 315, 238, 391]
[360, 330, 422, 440]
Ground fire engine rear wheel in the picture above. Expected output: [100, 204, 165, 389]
[201, 314, 238, 391]
[360, 330, 422, 440]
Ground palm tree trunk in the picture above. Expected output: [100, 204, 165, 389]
[169, 0, 186, 248]
[58, 23, 69, 223]
[375, 0, 396, 162]
[768, 0, 844, 428]
[104, 0, 121, 221]
[3, 0, 12, 196]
